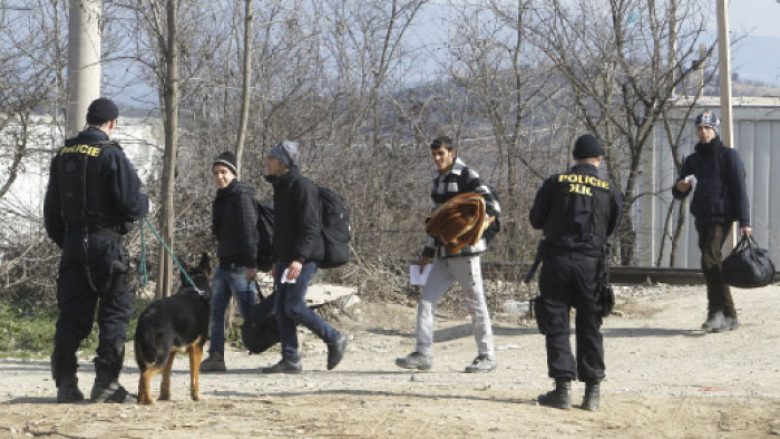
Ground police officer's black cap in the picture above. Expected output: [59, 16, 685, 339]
[573, 134, 604, 159]
[86, 98, 119, 125]
[213, 151, 238, 175]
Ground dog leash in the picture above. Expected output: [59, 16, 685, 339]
[138, 217, 203, 293]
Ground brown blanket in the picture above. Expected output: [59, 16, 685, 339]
[425, 192, 488, 254]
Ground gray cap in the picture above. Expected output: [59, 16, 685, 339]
[268, 140, 300, 168]
[695, 111, 720, 132]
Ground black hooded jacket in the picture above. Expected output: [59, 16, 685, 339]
[530, 163, 622, 255]
[43, 127, 149, 246]
[264, 167, 323, 264]
[672, 135, 750, 227]
[212, 180, 259, 269]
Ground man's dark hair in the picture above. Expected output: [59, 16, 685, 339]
[430, 136, 454, 151]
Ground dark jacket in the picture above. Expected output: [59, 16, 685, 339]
[672, 136, 750, 227]
[43, 127, 149, 247]
[422, 157, 501, 258]
[530, 163, 622, 255]
[212, 180, 259, 269]
[265, 167, 323, 264]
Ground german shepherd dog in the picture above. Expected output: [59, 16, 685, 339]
[135, 253, 211, 405]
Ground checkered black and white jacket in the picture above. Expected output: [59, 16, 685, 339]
[422, 157, 501, 258]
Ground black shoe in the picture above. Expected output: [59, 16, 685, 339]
[200, 351, 227, 372]
[538, 379, 571, 410]
[262, 358, 302, 374]
[327, 334, 348, 371]
[581, 381, 600, 411]
[395, 352, 432, 370]
[56, 375, 84, 403]
[90, 379, 128, 403]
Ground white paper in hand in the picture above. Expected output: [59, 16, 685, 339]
[684, 174, 697, 187]
[410, 264, 432, 286]
[281, 268, 297, 284]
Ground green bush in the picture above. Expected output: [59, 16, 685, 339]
[0, 298, 153, 358]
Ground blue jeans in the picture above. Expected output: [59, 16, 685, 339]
[209, 266, 256, 353]
[273, 261, 339, 361]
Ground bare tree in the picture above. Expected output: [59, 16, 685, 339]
[442, 0, 558, 261]
[234, 0, 253, 177]
[0, 0, 69, 303]
[532, 0, 714, 264]
[110, 0, 183, 297]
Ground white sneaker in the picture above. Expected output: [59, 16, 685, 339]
[464, 355, 496, 373]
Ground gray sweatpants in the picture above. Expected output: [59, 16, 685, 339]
[415, 255, 495, 357]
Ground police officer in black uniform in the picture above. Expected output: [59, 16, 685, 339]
[529, 134, 622, 411]
[43, 98, 149, 403]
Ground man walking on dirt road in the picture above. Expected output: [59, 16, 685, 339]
[260, 140, 348, 374]
[396, 135, 500, 373]
[672, 111, 751, 333]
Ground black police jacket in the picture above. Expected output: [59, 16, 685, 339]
[212, 180, 259, 269]
[43, 127, 149, 247]
[529, 163, 622, 255]
[671, 136, 750, 227]
[264, 167, 324, 264]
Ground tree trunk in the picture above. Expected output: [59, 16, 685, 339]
[156, 0, 179, 299]
[669, 199, 687, 267]
[235, 0, 253, 177]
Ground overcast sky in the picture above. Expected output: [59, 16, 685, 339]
[723, 0, 780, 85]
[105, 0, 780, 107]
[729, 0, 780, 38]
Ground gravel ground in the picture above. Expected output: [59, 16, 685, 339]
[1, 284, 780, 438]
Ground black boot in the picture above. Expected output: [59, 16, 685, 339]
[56, 375, 84, 403]
[261, 358, 302, 374]
[90, 370, 128, 403]
[538, 379, 571, 410]
[582, 381, 600, 411]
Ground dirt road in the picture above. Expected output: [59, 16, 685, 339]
[1, 284, 780, 438]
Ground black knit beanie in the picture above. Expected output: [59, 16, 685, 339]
[572, 134, 604, 159]
[86, 98, 119, 125]
[213, 151, 238, 175]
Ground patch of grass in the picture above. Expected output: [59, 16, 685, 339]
[226, 316, 245, 350]
[0, 304, 58, 357]
[0, 298, 154, 358]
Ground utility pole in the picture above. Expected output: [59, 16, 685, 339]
[717, 0, 737, 245]
[66, 0, 101, 137]
[717, 0, 733, 148]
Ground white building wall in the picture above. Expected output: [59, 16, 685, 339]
[0, 115, 162, 244]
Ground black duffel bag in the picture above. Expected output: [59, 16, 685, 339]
[241, 291, 280, 354]
[722, 235, 776, 288]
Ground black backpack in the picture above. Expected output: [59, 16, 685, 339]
[457, 168, 501, 245]
[255, 201, 275, 272]
[483, 184, 501, 244]
[318, 186, 351, 269]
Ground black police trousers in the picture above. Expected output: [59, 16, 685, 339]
[536, 252, 604, 382]
[51, 229, 133, 385]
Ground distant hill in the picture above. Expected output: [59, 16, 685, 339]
[731, 35, 780, 88]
